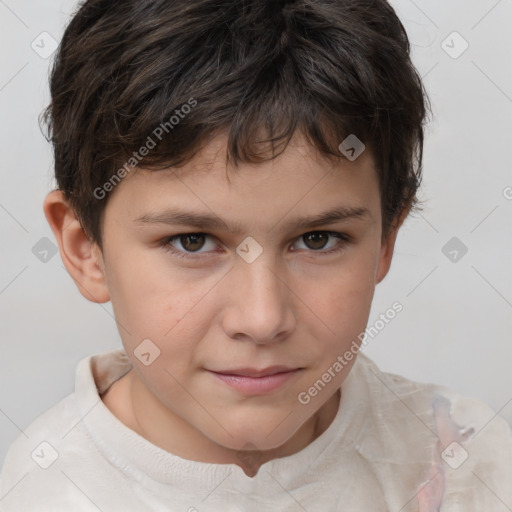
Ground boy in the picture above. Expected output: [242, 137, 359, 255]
[1, 0, 511, 510]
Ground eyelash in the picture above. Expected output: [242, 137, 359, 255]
[160, 231, 351, 260]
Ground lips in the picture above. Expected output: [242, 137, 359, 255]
[209, 366, 299, 378]
[206, 366, 303, 395]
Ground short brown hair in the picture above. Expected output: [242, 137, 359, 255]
[40, 0, 431, 249]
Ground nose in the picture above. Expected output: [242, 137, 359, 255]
[221, 251, 296, 345]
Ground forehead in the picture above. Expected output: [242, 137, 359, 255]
[105, 132, 381, 228]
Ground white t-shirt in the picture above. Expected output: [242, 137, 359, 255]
[1, 348, 511, 511]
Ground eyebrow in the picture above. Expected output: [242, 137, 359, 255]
[134, 205, 371, 235]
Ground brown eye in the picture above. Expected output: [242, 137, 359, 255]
[292, 231, 350, 255]
[163, 232, 218, 258]
[303, 232, 329, 250]
[179, 234, 206, 252]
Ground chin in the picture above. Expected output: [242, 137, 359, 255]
[219, 433, 292, 454]
[207, 414, 305, 453]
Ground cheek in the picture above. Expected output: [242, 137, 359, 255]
[105, 250, 212, 351]
[292, 255, 378, 370]
[302, 257, 376, 327]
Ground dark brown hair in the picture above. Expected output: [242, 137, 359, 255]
[40, 0, 431, 249]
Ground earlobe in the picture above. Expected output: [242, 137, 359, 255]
[43, 190, 110, 303]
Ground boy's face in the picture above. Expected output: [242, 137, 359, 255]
[65, 132, 399, 456]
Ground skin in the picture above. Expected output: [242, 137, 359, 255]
[44, 131, 408, 477]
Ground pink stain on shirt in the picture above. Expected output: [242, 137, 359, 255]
[417, 395, 474, 511]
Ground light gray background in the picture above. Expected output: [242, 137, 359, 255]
[1, 0, 511, 470]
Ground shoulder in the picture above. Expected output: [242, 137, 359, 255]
[353, 354, 512, 507]
[355, 352, 510, 433]
[0, 391, 91, 509]
[0, 350, 131, 511]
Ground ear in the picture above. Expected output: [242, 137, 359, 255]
[375, 202, 411, 284]
[43, 190, 110, 303]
